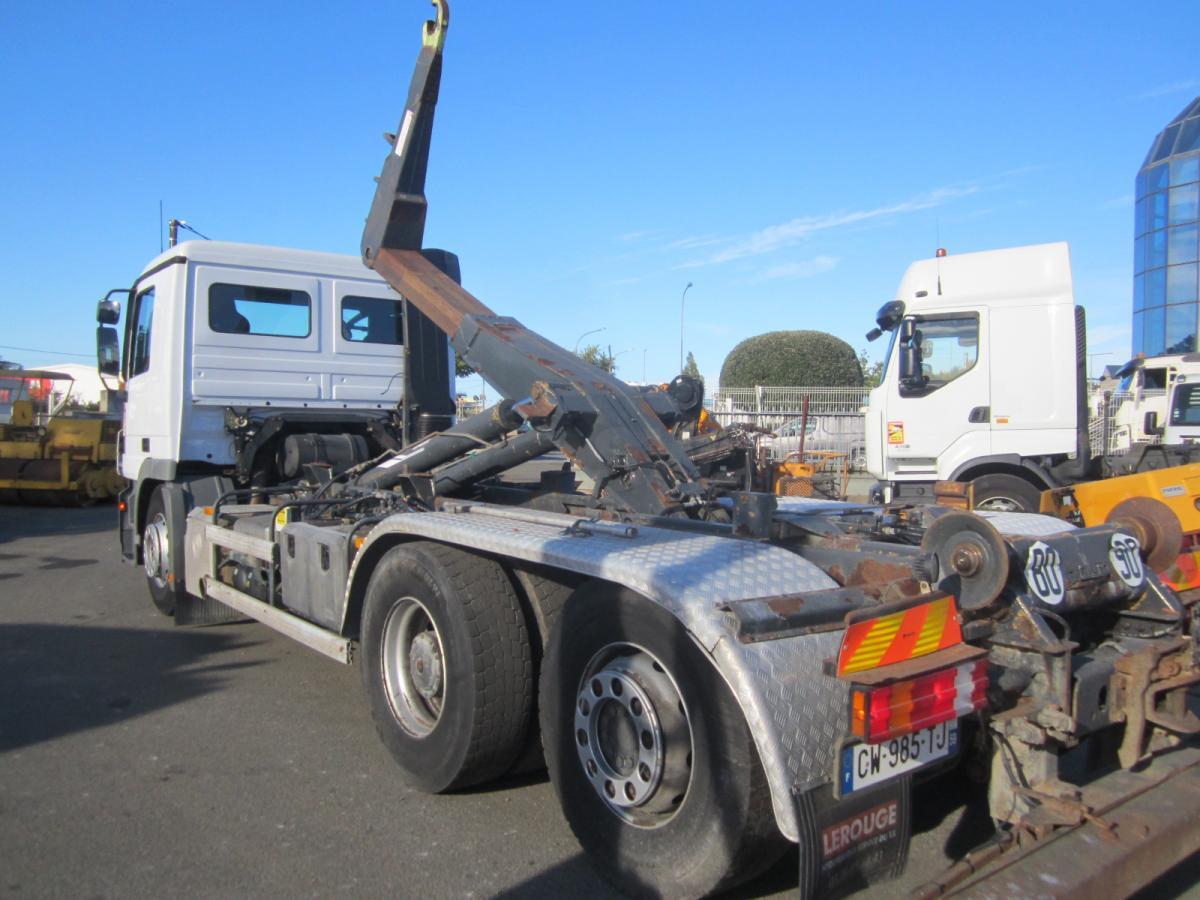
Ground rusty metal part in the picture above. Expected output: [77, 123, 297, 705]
[372, 248, 494, 336]
[921, 511, 1010, 611]
[1107, 495, 1184, 574]
[934, 479, 972, 509]
[918, 746, 1200, 898]
[1111, 636, 1200, 768]
[718, 587, 874, 642]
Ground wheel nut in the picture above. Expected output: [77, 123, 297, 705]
[950, 543, 984, 577]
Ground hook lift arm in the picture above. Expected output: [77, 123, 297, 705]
[360, 1, 711, 517]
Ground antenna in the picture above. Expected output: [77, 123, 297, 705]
[935, 217, 943, 296]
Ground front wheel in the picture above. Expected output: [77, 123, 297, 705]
[541, 586, 785, 898]
[143, 487, 184, 616]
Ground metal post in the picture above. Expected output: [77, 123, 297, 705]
[574, 327, 605, 354]
[680, 282, 693, 372]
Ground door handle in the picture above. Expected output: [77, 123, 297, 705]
[968, 406, 990, 424]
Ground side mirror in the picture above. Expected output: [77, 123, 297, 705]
[97, 326, 120, 376]
[1144, 411, 1162, 437]
[97, 299, 121, 325]
[897, 320, 926, 390]
[96, 288, 129, 325]
[899, 345, 922, 386]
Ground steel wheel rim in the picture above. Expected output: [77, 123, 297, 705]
[574, 642, 693, 828]
[975, 496, 1024, 513]
[381, 596, 446, 737]
[143, 513, 169, 588]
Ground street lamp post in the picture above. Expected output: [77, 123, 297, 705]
[574, 327, 605, 354]
[642, 348, 648, 383]
[1088, 352, 1114, 380]
[679, 282, 693, 373]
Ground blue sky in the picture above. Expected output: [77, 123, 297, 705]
[1, 1, 1197, 391]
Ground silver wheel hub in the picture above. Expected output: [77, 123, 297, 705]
[409, 631, 443, 701]
[976, 496, 1022, 513]
[143, 514, 169, 587]
[381, 597, 445, 737]
[574, 645, 692, 827]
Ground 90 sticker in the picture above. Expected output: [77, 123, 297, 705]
[1109, 534, 1145, 588]
[1024, 541, 1065, 605]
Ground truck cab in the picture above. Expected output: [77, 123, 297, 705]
[864, 242, 1081, 509]
[1110, 352, 1200, 448]
[96, 240, 454, 616]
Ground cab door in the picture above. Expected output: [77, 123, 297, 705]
[881, 312, 988, 480]
[119, 278, 168, 479]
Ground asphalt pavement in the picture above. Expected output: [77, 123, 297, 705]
[0, 504, 1196, 898]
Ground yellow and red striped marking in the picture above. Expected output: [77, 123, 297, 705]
[837, 595, 962, 676]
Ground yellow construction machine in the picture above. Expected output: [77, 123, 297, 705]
[0, 369, 123, 505]
[1039, 465, 1200, 600]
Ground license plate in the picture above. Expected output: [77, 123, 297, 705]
[839, 720, 958, 794]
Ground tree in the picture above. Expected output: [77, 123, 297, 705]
[682, 351, 702, 384]
[578, 344, 615, 373]
[455, 354, 474, 378]
[719, 330, 863, 388]
[858, 349, 884, 389]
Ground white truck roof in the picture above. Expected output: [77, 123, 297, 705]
[894, 242, 1073, 311]
[139, 241, 389, 282]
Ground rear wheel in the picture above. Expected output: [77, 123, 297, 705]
[143, 487, 184, 616]
[360, 541, 532, 792]
[541, 586, 785, 897]
[970, 473, 1040, 513]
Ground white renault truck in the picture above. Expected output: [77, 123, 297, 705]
[95, 240, 456, 622]
[863, 242, 1200, 510]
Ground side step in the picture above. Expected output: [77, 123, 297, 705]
[202, 577, 353, 664]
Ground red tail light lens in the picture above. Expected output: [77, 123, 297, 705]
[850, 659, 988, 744]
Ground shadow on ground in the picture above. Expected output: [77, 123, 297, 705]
[0, 503, 115, 545]
[0, 623, 260, 752]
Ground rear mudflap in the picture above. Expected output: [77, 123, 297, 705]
[794, 775, 912, 899]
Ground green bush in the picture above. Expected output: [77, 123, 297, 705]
[720, 330, 863, 387]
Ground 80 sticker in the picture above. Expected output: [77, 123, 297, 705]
[1024, 541, 1065, 605]
[1109, 533, 1145, 588]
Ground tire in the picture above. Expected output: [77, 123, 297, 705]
[143, 487, 184, 616]
[970, 473, 1041, 513]
[360, 541, 532, 792]
[541, 585, 785, 898]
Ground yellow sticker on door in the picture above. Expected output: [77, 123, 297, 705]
[887, 421, 905, 444]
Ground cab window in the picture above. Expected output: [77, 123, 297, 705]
[341, 295, 403, 345]
[129, 287, 155, 377]
[1171, 383, 1200, 425]
[899, 315, 978, 396]
[209, 283, 311, 338]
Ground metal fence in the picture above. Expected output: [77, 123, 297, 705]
[708, 386, 871, 467]
[1087, 388, 1166, 457]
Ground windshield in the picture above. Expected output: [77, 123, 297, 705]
[1170, 383, 1200, 426]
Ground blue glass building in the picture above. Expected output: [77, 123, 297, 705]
[1134, 97, 1200, 355]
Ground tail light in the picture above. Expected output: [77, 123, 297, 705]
[850, 659, 988, 743]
